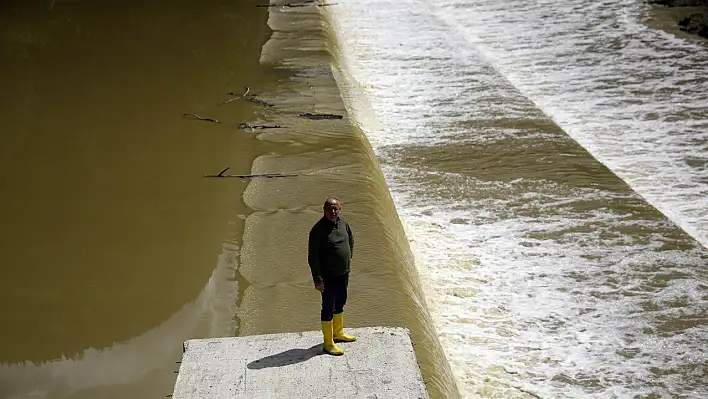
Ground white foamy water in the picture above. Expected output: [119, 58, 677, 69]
[327, 0, 708, 398]
[426, 0, 708, 249]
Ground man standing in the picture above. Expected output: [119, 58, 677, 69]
[308, 197, 356, 356]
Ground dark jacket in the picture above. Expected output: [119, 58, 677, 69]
[308, 216, 354, 284]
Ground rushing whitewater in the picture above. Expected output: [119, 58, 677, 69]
[427, 0, 708, 249]
[325, 0, 708, 398]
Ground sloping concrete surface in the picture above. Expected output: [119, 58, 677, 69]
[172, 326, 429, 399]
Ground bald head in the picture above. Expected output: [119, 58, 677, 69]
[323, 197, 341, 221]
[323, 197, 340, 207]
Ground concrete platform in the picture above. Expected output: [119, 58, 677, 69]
[172, 326, 429, 399]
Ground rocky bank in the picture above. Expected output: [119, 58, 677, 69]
[648, 0, 708, 38]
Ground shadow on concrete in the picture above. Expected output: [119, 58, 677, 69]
[247, 344, 324, 369]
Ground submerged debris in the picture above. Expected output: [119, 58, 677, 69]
[238, 123, 284, 131]
[298, 112, 343, 120]
[204, 167, 299, 179]
[183, 113, 219, 123]
[218, 86, 275, 107]
[257, 1, 338, 8]
[246, 97, 275, 107]
[218, 86, 251, 106]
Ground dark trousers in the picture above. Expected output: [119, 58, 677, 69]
[320, 273, 349, 321]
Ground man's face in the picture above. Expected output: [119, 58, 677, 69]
[324, 202, 341, 222]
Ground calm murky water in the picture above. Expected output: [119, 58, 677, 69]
[0, 1, 270, 397]
[327, 0, 708, 397]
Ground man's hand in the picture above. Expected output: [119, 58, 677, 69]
[314, 282, 325, 292]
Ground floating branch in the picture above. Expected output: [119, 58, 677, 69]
[218, 86, 274, 107]
[298, 112, 343, 120]
[218, 86, 251, 106]
[246, 97, 275, 107]
[183, 113, 219, 123]
[238, 123, 284, 130]
[231, 86, 251, 97]
[204, 167, 299, 179]
[257, 1, 338, 8]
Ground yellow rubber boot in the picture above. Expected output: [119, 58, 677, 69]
[333, 313, 357, 342]
[321, 321, 344, 355]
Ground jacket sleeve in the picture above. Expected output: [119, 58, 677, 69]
[346, 223, 354, 258]
[308, 227, 323, 284]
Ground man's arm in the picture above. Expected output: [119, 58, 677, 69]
[346, 223, 354, 258]
[308, 227, 323, 284]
